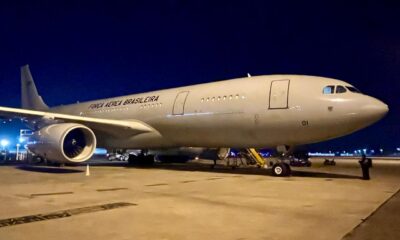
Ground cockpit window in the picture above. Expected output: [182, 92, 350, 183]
[346, 86, 361, 93]
[323, 85, 335, 94]
[336, 85, 347, 93]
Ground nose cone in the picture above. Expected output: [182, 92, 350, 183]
[361, 98, 389, 122]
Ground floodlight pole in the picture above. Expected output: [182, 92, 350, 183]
[16, 144, 20, 161]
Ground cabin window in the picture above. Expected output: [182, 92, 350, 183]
[336, 85, 347, 93]
[323, 86, 335, 94]
[346, 86, 361, 93]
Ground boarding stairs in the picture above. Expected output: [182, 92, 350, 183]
[245, 148, 266, 168]
[226, 148, 266, 168]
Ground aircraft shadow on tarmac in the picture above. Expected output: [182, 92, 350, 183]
[16, 165, 84, 174]
[124, 162, 361, 180]
[10, 161, 361, 179]
[290, 170, 361, 179]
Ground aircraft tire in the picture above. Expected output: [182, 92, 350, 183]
[128, 154, 154, 166]
[272, 163, 289, 177]
[284, 163, 292, 176]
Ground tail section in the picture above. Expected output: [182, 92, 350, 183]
[21, 65, 49, 110]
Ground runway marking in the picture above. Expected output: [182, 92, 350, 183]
[181, 180, 197, 183]
[96, 187, 128, 192]
[30, 191, 74, 198]
[342, 188, 400, 239]
[0, 202, 136, 228]
[206, 177, 223, 181]
[145, 183, 169, 187]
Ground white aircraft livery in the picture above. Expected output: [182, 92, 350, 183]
[0, 65, 388, 176]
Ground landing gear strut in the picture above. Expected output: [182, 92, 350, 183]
[127, 151, 154, 166]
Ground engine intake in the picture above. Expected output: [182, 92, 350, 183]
[28, 123, 97, 163]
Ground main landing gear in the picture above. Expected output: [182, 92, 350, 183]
[127, 151, 154, 166]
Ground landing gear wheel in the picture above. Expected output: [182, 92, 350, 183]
[284, 163, 291, 176]
[128, 154, 154, 166]
[272, 163, 290, 177]
[128, 155, 136, 165]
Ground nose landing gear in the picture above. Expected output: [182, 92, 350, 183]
[271, 145, 293, 177]
[272, 162, 291, 177]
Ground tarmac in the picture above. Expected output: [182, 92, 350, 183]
[0, 157, 399, 240]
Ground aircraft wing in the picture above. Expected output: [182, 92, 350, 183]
[0, 106, 155, 137]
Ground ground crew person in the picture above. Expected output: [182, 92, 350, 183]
[359, 154, 372, 180]
[211, 158, 217, 169]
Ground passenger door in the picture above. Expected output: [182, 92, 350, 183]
[269, 80, 290, 109]
[172, 91, 189, 115]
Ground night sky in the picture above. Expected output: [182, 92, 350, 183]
[0, 1, 399, 151]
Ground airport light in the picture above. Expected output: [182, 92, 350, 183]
[397, 148, 400, 152]
[1, 139, 9, 149]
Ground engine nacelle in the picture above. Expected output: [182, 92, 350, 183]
[28, 123, 97, 163]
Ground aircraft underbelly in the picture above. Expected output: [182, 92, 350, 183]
[143, 112, 299, 148]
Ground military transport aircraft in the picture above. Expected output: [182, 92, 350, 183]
[0, 65, 388, 176]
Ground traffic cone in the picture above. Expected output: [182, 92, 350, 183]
[86, 164, 90, 176]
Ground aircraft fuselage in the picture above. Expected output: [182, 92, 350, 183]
[50, 75, 388, 149]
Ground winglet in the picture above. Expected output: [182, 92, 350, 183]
[21, 65, 49, 110]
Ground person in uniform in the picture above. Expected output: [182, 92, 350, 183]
[359, 154, 372, 180]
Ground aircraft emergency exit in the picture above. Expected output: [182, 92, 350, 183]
[0, 65, 388, 176]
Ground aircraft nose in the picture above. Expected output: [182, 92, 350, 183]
[361, 98, 389, 121]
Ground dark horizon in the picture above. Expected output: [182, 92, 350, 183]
[0, 1, 399, 151]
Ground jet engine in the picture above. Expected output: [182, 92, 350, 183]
[28, 123, 97, 163]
